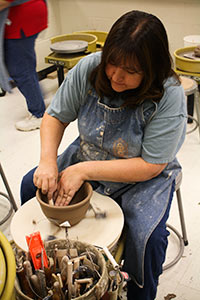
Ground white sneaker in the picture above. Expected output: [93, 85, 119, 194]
[15, 114, 42, 131]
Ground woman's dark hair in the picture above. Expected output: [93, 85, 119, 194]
[90, 10, 179, 107]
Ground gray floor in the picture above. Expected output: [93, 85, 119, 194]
[0, 78, 200, 300]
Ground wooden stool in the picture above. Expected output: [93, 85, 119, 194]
[180, 76, 200, 137]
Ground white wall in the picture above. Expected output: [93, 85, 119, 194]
[35, 0, 62, 71]
[58, 0, 200, 58]
[35, 0, 200, 70]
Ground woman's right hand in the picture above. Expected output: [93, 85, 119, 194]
[33, 160, 58, 200]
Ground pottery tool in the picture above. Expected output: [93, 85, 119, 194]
[43, 290, 53, 300]
[69, 254, 87, 263]
[48, 199, 54, 206]
[89, 203, 107, 219]
[75, 278, 93, 294]
[56, 249, 67, 269]
[35, 268, 48, 298]
[85, 248, 101, 278]
[57, 220, 71, 240]
[73, 257, 80, 270]
[103, 246, 119, 271]
[57, 273, 63, 289]
[25, 231, 48, 270]
[69, 248, 78, 258]
[103, 246, 123, 293]
[23, 260, 33, 278]
[48, 219, 71, 244]
[60, 255, 69, 282]
[67, 261, 73, 300]
[16, 265, 35, 298]
[30, 274, 42, 296]
[53, 281, 65, 300]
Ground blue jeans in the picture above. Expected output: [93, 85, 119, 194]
[20, 166, 37, 204]
[4, 33, 45, 117]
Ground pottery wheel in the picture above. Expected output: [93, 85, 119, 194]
[10, 191, 124, 252]
[50, 40, 88, 54]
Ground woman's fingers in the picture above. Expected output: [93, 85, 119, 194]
[51, 165, 85, 206]
[46, 177, 57, 200]
[54, 191, 72, 206]
[54, 188, 75, 206]
[33, 168, 58, 199]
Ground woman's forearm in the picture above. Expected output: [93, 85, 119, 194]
[0, 0, 10, 11]
[80, 158, 167, 183]
[39, 112, 69, 164]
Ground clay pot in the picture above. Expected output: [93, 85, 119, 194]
[36, 182, 93, 226]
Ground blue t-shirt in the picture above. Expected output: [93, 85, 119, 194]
[47, 52, 187, 164]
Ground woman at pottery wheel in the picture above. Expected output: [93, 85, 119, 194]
[20, 10, 187, 300]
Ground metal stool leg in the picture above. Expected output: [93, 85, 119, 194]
[176, 188, 188, 246]
[163, 223, 184, 270]
[163, 177, 188, 271]
[0, 163, 18, 211]
[194, 87, 200, 139]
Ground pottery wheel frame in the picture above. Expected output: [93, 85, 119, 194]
[10, 191, 124, 252]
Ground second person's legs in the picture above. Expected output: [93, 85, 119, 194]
[4, 33, 45, 130]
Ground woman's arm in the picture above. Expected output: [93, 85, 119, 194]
[79, 158, 167, 182]
[0, 0, 10, 11]
[55, 157, 167, 206]
[33, 112, 69, 199]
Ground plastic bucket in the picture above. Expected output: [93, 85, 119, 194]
[184, 35, 200, 47]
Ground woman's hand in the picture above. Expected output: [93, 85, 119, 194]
[54, 163, 86, 206]
[34, 113, 69, 201]
[33, 160, 58, 200]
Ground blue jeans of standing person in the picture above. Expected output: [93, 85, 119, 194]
[4, 32, 45, 118]
[20, 166, 175, 300]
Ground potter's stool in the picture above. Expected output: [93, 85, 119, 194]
[10, 191, 124, 252]
[0, 163, 18, 226]
[163, 171, 188, 270]
[180, 76, 200, 137]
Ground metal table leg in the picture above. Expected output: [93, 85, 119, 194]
[57, 66, 65, 86]
[0, 163, 18, 211]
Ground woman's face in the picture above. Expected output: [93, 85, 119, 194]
[105, 62, 143, 92]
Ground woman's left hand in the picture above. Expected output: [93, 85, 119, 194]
[53, 163, 86, 206]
